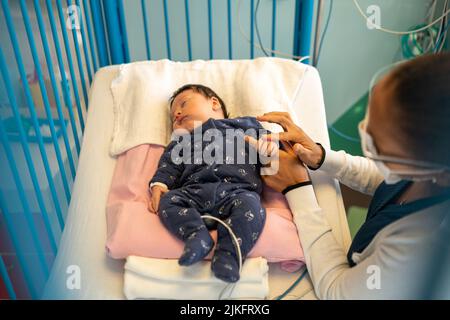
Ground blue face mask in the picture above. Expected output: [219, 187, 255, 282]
[358, 119, 449, 185]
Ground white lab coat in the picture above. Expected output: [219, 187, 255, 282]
[285, 149, 450, 299]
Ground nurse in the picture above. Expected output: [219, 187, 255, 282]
[248, 53, 450, 299]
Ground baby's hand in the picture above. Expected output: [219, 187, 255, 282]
[149, 185, 168, 214]
[244, 135, 279, 157]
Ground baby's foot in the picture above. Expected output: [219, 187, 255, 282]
[211, 250, 240, 283]
[178, 229, 214, 266]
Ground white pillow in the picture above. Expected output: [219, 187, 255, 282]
[109, 57, 308, 156]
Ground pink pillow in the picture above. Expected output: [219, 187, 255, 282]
[106, 144, 304, 270]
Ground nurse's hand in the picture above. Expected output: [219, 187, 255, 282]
[257, 112, 324, 170]
[245, 136, 310, 193]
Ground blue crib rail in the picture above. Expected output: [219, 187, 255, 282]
[0, 0, 314, 299]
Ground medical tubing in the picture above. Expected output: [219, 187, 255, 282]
[201, 215, 243, 274]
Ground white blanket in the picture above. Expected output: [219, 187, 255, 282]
[109, 58, 309, 156]
[124, 256, 269, 300]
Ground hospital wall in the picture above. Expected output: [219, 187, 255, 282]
[121, 0, 441, 126]
[315, 0, 442, 124]
[1, 0, 442, 125]
[121, 0, 297, 60]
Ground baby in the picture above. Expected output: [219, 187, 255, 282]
[149, 84, 271, 283]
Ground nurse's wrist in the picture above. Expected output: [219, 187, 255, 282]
[307, 143, 326, 171]
[281, 180, 312, 195]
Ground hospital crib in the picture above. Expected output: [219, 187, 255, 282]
[0, 0, 315, 299]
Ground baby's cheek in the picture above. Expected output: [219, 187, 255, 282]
[173, 123, 192, 133]
[173, 118, 203, 132]
[182, 119, 200, 131]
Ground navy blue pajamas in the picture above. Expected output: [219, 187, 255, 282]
[150, 117, 267, 282]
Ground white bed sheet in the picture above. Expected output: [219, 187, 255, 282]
[43, 63, 351, 300]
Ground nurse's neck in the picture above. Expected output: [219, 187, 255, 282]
[397, 180, 450, 205]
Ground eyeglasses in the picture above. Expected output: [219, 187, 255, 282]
[358, 118, 450, 171]
[361, 61, 450, 173]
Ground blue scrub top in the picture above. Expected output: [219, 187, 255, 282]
[348, 180, 450, 266]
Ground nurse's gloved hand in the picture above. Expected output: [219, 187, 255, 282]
[256, 112, 324, 170]
[149, 185, 168, 214]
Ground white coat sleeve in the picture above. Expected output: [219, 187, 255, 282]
[319, 148, 384, 195]
[285, 185, 418, 300]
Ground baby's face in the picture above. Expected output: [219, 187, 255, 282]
[170, 89, 223, 131]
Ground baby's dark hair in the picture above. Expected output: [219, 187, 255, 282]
[169, 84, 230, 118]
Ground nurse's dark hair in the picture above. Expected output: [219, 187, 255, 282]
[388, 52, 450, 166]
[169, 84, 229, 119]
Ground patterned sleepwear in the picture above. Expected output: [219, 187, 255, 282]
[150, 117, 267, 282]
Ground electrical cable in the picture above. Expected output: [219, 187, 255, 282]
[255, 0, 270, 57]
[352, 0, 450, 35]
[273, 267, 308, 300]
[435, 0, 446, 52]
[246, 0, 447, 61]
[200, 215, 242, 300]
[427, 0, 438, 23]
[435, 0, 449, 52]
[341, 0, 448, 147]
[202, 215, 309, 300]
[435, 21, 450, 52]
[399, 1, 445, 58]
[237, 0, 310, 62]
[401, 24, 439, 58]
[433, 1, 445, 52]
[201, 214, 309, 300]
[315, 0, 333, 65]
